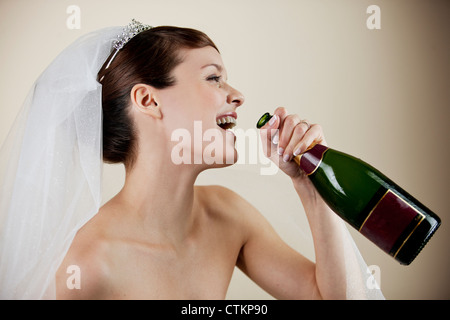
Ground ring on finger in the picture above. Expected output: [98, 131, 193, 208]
[299, 120, 311, 130]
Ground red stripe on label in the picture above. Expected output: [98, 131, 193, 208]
[360, 190, 422, 254]
[299, 144, 328, 175]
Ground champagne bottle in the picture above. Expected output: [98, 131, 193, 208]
[257, 112, 441, 265]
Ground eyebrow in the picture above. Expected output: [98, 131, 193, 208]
[201, 63, 223, 72]
[201, 63, 228, 81]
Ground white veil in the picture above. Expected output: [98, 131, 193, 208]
[0, 26, 122, 299]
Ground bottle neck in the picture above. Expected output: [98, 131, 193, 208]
[294, 144, 329, 175]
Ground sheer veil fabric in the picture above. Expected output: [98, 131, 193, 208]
[0, 27, 121, 299]
[0, 24, 383, 299]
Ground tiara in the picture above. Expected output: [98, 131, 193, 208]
[103, 19, 152, 71]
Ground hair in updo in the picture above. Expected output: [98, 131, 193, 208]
[98, 26, 218, 168]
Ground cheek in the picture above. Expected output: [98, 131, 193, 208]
[205, 87, 226, 107]
[195, 82, 227, 110]
[182, 86, 227, 131]
[162, 84, 224, 115]
[159, 85, 190, 110]
[160, 83, 228, 143]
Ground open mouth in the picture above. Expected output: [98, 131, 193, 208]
[216, 115, 236, 130]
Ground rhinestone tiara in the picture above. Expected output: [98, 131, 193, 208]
[113, 19, 152, 50]
[103, 19, 152, 71]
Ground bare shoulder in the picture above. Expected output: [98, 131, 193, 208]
[55, 213, 112, 299]
[195, 184, 242, 203]
[194, 185, 272, 235]
[194, 185, 257, 216]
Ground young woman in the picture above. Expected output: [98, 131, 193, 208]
[0, 21, 382, 299]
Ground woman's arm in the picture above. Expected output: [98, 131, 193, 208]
[291, 177, 348, 299]
[237, 107, 351, 299]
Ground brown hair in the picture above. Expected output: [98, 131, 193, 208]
[98, 26, 219, 167]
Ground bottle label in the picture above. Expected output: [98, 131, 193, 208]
[359, 189, 425, 257]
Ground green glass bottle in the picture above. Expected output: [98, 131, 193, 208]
[257, 113, 441, 265]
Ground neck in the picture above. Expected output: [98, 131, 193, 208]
[116, 151, 202, 245]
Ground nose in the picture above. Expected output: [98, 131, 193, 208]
[226, 84, 245, 108]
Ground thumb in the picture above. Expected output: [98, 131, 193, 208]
[259, 114, 280, 158]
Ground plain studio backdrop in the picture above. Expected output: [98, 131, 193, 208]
[0, 0, 449, 299]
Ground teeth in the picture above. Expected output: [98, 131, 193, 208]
[216, 116, 236, 126]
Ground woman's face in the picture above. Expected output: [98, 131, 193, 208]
[159, 46, 245, 168]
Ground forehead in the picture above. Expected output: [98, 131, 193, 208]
[177, 46, 225, 72]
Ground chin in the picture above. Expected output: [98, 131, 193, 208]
[199, 126, 238, 166]
[203, 147, 238, 168]
[223, 149, 238, 166]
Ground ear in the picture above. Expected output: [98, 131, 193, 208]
[130, 84, 162, 119]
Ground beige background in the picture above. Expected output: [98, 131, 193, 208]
[1, 0, 449, 299]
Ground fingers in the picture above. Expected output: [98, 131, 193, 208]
[258, 113, 279, 159]
[277, 114, 303, 161]
[273, 107, 289, 125]
[292, 124, 325, 155]
[258, 106, 287, 150]
[260, 107, 326, 163]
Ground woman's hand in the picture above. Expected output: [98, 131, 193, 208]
[259, 107, 327, 181]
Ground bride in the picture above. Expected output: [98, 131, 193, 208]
[0, 20, 382, 299]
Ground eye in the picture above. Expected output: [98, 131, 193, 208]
[207, 75, 222, 83]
